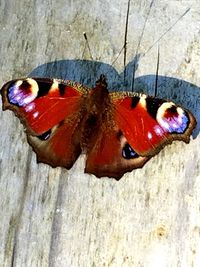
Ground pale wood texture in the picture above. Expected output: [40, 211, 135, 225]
[1, 1, 200, 266]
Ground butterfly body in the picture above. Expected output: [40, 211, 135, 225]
[80, 75, 112, 152]
[1, 75, 196, 179]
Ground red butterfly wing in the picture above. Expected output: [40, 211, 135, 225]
[84, 77, 149, 179]
[1, 77, 88, 168]
[27, 118, 81, 168]
[84, 76, 196, 179]
[111, 93, 196, 156]
[85, 126, 149, 179]
[1, 78, 87, 134]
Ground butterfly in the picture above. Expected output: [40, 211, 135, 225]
[1, 74, 196, 179]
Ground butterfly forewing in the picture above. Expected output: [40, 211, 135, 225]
[1, 78, 89, 134]
[1, 77, 89, 168]
[110, 92, 196, 157]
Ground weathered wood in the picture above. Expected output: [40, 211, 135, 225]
[1, 1, 200, 266]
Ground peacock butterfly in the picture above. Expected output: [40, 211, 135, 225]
[0, 74, 196, 179]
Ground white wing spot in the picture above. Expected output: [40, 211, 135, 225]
[139, 95, 147, 108]
[154, 126, 163, 136]
[33, 111, 39, 118]
[147, 132, 153, 140]
[50, 79, 59, 92]
[26, 78, 39, 96]
[25, 103, 35, 112]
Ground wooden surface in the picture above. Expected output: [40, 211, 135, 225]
[1, 0, 200, 266]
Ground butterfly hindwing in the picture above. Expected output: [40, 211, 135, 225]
[85, 125, 149, 179]
[27, 117, 82, 168]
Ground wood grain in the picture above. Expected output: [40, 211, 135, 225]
[1, 0, 200, 266]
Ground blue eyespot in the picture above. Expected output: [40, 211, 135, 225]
[37, 129, 51, 141]
[122, 143, 138, 159]
[161, 111, 189, 134]
[7, 80, 37, 107]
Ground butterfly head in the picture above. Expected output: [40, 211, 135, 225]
[95, 74, 107, 89]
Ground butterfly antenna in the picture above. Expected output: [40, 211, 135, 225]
[154, 46, 160, 97]
[123, 0, 131, 84]
[82, 32, 94, 60]
[143, 7, 190, 57]
[136, 0, 154, 57]
[111, 43, 126, 67]
[131, 0, 154, 92]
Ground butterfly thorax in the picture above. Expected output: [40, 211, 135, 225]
[87, 76, 109, 112]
